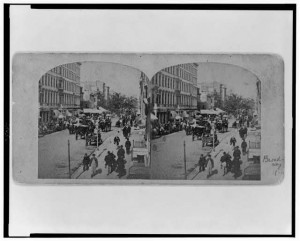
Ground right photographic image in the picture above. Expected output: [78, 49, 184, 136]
[150, 62, 261, 180]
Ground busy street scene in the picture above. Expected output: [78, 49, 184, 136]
[150, 62, 261, 180]
[38, 62, 150, 179]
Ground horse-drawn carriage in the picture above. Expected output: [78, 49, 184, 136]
[86, 133, 103, 146]
[75, 124, 91, 139]
[192, 126, 205, 141]
[202, 133, 219, 147]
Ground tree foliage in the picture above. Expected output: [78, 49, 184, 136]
[223, 93, 255, 115]
[101, 92, 138, 114]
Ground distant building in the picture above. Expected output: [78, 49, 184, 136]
[39, 63, 81, 123]
[198, 81, 227, 109]
[151, 63, 198, 124]
[82, 81, 111, 109]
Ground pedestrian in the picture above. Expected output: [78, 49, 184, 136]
[114, 135, 120, 146]
[230, 136, 236, 147]
[233, 155, 241, 179]
[125, 138, 131, 155]
[198, 154, 206, 172]
[206, 154, 214, 177]
[127, 125, 131, 136]
[89, 153, 98, 178]
[233, 146, 241, 161]
[241, 139, 247, 155]
[104, 151, 112, 175]
[243, 126, 248, 139]
[116, 155, 127, 178]
[224, 153, 232, 175]
[117, 145, 125, 159]
[82, 153, 90, 171]
[109, 152, 117, 173]
[239, 127, 244, 139]
[220, 152, 228, 170]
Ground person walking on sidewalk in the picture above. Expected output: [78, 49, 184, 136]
[206, 154, 214, 178]
[104, 151, 112, 175]
[125, 138, 131, 155]
[90, 153, 98, 178]
[114, 135, 120, 146]
[82, 153, 90, 171]
[220, 152, 227, 170]
[233, 146, 241, 160]
[109, 151, 117, 173]
[117, 145, 125, 159]
[230, 136, 236, 147]
[198, 154, 206, 172]
[241, 139, 248, 155]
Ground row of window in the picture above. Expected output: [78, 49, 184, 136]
[65, 63, 80, 73]
[152, 73, 197, 95]
[180, 63, 197, 76]
[162, 64, 197, 79]
[154, 90, 197, 107]
[51, 65, 80, 82]
[40, 89, 81, 106]
[40, 74, 81, 94]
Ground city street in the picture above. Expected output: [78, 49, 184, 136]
[38, 118, 120, 179]
[75, 128, 145, 179]
[150, 118, 260, 180]
[150, 124, 234, 180]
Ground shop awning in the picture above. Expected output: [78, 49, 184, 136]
[98, 107, 110, 113]
[215, 108, 226, 114]
[83, 108, 102, 114]
[53, 110, 61, 118]
[66, 110, 72, 117]
[200, 109, 218, 115]
[151, 114, 158, 120]
[182, 111, 189, 118]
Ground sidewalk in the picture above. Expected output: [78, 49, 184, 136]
[190, 127, 261, 180]
[187, 128, 235, 180]
[74, 128, 145, 179]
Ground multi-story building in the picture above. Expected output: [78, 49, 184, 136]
[39, 63, 81, 123]
[150, 63, 198, 124]
[82, 81, 111, 109]
[198, 81, 227, 109]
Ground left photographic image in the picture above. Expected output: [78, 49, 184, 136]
[38, 62, 150, 179]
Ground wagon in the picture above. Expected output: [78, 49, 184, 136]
[86, 133, 103, 146]
[202, 133, 219, 147]
[192, 126, 205, 141]
[75, 125, 89, 139]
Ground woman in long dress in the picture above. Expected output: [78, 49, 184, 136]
[90, 154, 98, 178]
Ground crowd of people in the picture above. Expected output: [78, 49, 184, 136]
[80, 112, 138, 179]
[197, 122, 249, 179]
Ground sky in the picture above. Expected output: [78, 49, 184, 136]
[197, 62, 258, 99]
[80, 62, 142, 98]
[79, 61, 257, 100]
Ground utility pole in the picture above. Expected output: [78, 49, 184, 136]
[68, 140, 71, 179]
[184, 140, 187, 180]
